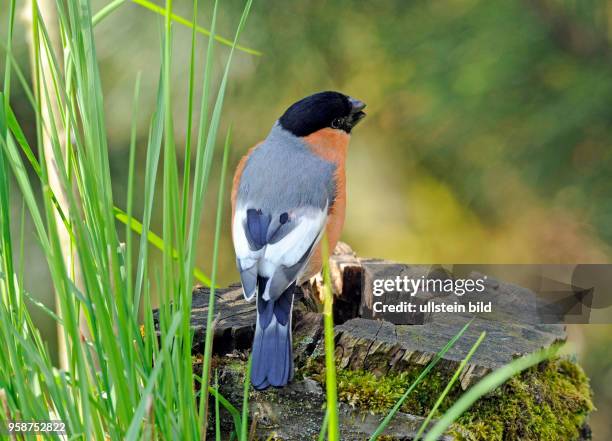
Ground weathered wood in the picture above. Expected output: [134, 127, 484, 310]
[300, 242, 363, 324]
[153, 284, 256, 355]
[155, 283, 322, 357]
[335, 262, 566, 387]
[333, 316, 565, 389]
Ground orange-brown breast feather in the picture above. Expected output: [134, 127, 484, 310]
[300, 128, 350, 279]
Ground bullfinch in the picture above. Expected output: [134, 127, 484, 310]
[231, 91, 366, 389]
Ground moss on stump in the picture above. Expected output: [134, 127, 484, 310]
[303, 357, 593, 441]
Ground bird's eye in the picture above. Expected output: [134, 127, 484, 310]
[279, 212, 289, 224]
[331, 118, 343, 129]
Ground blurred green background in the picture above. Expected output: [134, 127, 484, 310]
[2, 0, 611, 438]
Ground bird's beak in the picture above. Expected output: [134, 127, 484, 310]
[348, 97, 366, 128]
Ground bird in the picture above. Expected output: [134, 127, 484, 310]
[231, 91, 366, 389]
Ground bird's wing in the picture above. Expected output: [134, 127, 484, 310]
[232, 203, 328, 301]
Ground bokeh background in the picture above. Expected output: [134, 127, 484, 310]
[2, 0, 611, 438]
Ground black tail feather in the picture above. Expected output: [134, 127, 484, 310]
[251, 282, 294, 390]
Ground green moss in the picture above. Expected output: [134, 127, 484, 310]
[319, 365, 456, 416]
[453, 359, 594, 441]
[304, 358, 593, 441]
[222, 358, 247, 374]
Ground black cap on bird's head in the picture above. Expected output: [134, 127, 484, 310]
[279, 91, 366, 137]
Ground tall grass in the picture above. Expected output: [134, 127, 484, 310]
[0, 0, 252, 438]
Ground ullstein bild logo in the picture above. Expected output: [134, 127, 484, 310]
[360, 264, 612, 325]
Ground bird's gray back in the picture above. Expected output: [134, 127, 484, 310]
[237, 124, 336, 212]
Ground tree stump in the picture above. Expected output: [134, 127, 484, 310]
[153, 243, 593, 441]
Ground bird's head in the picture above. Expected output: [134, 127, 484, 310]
[278, 91, 366, 137]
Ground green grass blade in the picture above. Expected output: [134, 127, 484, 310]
[369, 319, 474, 440]
[423, 344, 562, 441]
[134, 72, 166, 309]
[121, 71, 143, 406]
[3, 104, 72, 236]
[207, 383, 243, 433]
[125, 313, 183, 441]
[197, 127, 232, 436]
[126, 72, 141, 308]
[180, 0, 200, 238]
[414, 331, 487, 441]
[320, 234, 339, 441]
[0, 94, 16, 308]
[91, 0, 126, 26]
[215, 370, 221, 441]
[0, 130, 50, 255]
[92, 0, 261, 56]
[112, 207, 211, 287]
[240, 355, 252, 441]
[2, 0, 16, 100]
[318, 408, 329, 441]
[133, 0, 261, 56]
[22, 289, 63, 324]
[115, 207, 213, 287]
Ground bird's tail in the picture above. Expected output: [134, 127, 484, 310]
[251, 278, 294, 390]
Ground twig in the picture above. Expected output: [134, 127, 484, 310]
[247, 413, 257, 441]
[200, 312, 220, 438]
[0, 389, 17, 441]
